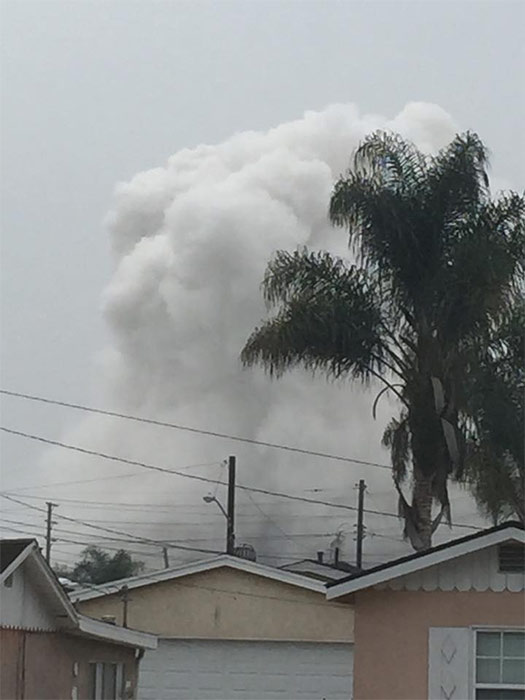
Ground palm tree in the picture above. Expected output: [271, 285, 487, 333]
[241, 131, 524, 550]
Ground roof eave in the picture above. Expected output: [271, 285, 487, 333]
[327, 526, 525, 599]
[76, 615, 157, 650]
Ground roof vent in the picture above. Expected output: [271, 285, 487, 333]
[498, 542, 525, 573]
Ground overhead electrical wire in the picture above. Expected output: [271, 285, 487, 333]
[0, 523, 314, 571]
[244, 490, 303, 552]
[0, 492, 485, 532]
[1, 461, 222, 494]
[0, 427, 376, 513]
[0, 516, 339, 543]
[0, 493, 223, 556]
[0, 426, 484, 531]
[0, 389, 391, 469]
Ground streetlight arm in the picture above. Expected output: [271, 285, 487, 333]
[203, 495, 228, 519]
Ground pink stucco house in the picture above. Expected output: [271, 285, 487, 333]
[327, 521, 525, 700]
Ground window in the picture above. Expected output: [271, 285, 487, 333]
[476, 630, 525, 699]
[88, 662, 125, 700]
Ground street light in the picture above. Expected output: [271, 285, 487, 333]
[202, 494, 228, 519]
[202, 494, 234, 554]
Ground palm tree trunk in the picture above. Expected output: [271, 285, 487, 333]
[412, 470, 433, 550]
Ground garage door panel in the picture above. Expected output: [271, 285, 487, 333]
[139, 640, 353, 700]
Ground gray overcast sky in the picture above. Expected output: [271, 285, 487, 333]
[1, 0, 524, 563]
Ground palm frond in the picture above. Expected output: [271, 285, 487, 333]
[425, 131, 490, 222]
[353, 131, 428, 193]
[436, 192, 524, 345]
[241, 249, 388, 381]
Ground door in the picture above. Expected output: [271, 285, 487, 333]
[139, 639, 353, 700]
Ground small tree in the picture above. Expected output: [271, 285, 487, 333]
[70, 546, 144, 585]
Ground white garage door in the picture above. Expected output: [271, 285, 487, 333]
[139, 639, 353, 700]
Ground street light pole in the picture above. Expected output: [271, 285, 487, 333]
[226, 455, 236, 555]
[202, 455, 236, 554]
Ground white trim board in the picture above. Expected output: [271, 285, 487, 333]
[327, 525, 524, 599]
[72, 554, 328, 602]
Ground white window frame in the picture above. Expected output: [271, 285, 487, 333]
[472, 626, 525, 699]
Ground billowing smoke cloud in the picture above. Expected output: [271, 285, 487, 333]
[42, 102, 478, 569]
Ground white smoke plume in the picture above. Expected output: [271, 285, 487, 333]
[41, 102, 482, 569]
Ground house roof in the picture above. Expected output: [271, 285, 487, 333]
[0, 538, 156, 650]
[326, 521, 525, 599]
[72, 554, 329, 603]
[280, 559, 358, 582]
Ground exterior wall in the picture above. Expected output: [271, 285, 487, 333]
[352, 589, 525, 700]
[78, 567, 353, 642]
[376, 544, 525, 592]
[0, 627, 138, 700]
[0, 564, 56, 630]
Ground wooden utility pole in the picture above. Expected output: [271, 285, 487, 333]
[226, 455, 236, 555]
[356, 480, 366, 569]
[45, 501, 57, 564]
[120, 585, 129, 628]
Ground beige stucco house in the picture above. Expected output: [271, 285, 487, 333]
[0, 539, 156, 700]
[73, 554, 354, 699]
[327, 521, 525, 700]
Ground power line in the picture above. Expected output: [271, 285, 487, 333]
[0, 491, 486, 532]
[244, 491, 302, 552]
[0, 492, 351, 512]
[0, 523, 192, 563]
[0, 389, 391, 470]
[0, 427, 367, 512]
[0, 426, 484, 530]
[0, 493, 223, 556]
[0, 523, 163, 557]
[0, 522, 315, 563]
[0, 517, 338, 543]
[2, 461, 221, 493]
[0, 493, 236, 511]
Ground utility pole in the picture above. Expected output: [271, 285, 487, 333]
[226, 455, 236, 555]
[356, 480, 366, 569]
[120, 585, 129, 628]
[45, 502, 57, 564]
[162, 547, 169, 569]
